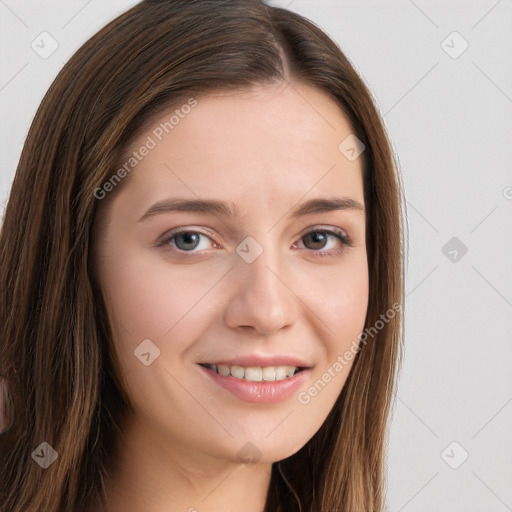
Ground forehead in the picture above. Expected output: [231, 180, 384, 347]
[110, 82, 364, 217]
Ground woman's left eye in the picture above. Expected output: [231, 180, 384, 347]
[295, 229, 352, 256]
[156, 227, 352, 257]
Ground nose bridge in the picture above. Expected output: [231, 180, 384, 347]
[240, 245, 281, 298]
[223, 236, 299, 334]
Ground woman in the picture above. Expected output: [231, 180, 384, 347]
[0, 1, 405, 511]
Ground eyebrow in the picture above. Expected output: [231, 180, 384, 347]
[138, 196, 365, 222]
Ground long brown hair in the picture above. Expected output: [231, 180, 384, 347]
[0, 1, 405, 510]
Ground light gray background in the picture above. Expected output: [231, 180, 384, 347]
[1, 1, 511, 511]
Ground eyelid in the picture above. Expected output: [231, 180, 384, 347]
[155, 226, 216, 247]
[298, 225, 350, 241]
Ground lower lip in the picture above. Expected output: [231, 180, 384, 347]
[198, 364, 310, 403]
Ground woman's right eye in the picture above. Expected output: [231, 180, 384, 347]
[157, 229, 217, 254]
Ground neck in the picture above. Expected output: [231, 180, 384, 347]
[103, 413, 272, 512]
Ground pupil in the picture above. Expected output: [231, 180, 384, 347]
[306, 232, 326, 250]
[176, 233, 199, 250]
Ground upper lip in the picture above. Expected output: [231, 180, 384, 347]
[198, 354, 312, 369]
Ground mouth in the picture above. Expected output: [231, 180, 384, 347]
[197, 362, 311, 403]
[199, 363, 306, 382]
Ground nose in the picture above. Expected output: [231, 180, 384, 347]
[223, 249, 300, 336]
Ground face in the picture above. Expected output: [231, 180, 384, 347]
[95, 82, 368, 465]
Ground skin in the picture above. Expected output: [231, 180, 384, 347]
[95, 81, 369, 512]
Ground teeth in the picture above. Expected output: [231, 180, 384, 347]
[230, 365, 245, 379]
[205, 364, 299, 381]
[217, 364, 231, 377]
[262, 367, 275, 381]
[244, 367, 262, 381]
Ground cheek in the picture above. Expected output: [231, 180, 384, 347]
[331, 269, 369, 339]
[291, 262, 368, 445]
[295, 252, 368, 404]
[307, 253, 369, 342]
[99, 247, 220, 370]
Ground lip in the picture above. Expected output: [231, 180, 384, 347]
[197, 354, 312, 369]
[197, 364, 311, 403]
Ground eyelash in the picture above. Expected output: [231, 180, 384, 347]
[155, 227, 353, 258]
